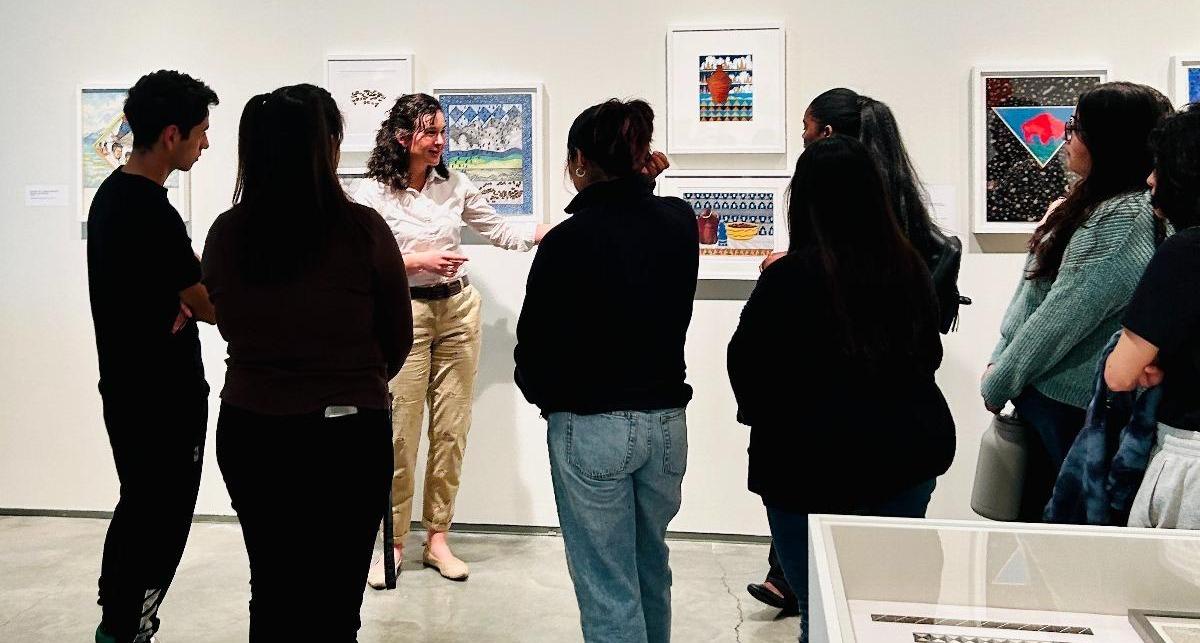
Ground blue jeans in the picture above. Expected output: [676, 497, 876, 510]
[766, 478, 938, 643]
[1012, 387, 1087, 522]
[548, 409, 688, 643]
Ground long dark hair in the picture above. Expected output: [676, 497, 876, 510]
[366, 93, 448, 192]
[807, 88, 941, 251]
[566, 98, 654, 179]
[788, 135, 928, 357]
[1026, 82, 1173, 281]
[1149, 104, 1200, 230]
[232, 83, 365, 283]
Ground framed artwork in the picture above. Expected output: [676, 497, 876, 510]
[336, 166, 370, 201]
[325, 54, 414, 152]
[971, 66, 1106, 233]
[433, 84, 544, 222]
[657, 170, 791, 280]
[1130, 609, 1200, 643]
[666, 24, 786, 154]
[1170, 56, 1200, 107]
[78, 85, 189, 239]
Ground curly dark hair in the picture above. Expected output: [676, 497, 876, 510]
[366, 93, 448, 192]
[124, 69, 218, 150]
[1149, 103, 1200, 230]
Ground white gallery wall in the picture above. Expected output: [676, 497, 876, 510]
[1, 0, 1197, 536]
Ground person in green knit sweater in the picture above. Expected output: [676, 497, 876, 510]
[982, 82, 1174, 522]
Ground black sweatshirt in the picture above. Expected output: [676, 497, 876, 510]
[727, 250, 955, 513]
[515, 177, 698, 416]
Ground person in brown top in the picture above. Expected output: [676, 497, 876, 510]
[201, 84, 412, 640]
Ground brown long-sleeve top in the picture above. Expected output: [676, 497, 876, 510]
[202, 203, 412, 415]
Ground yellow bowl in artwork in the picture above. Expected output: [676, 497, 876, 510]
[725, 222, 760, 241]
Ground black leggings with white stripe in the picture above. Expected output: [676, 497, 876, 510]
[98, 389, 207, 642]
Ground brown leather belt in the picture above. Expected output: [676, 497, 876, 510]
[410, 276, 469, 301]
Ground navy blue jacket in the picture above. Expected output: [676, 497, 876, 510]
[1045, 332, 1162, 526]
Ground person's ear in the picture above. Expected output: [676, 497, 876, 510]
[160, 124, 182, 151]
[821, 125, 834, 139]
[571, 151, 589, 177]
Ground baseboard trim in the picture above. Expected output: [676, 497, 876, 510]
[0, 508, 770, 544]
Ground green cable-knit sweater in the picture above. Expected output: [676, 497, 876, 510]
[983, 191, 1163, 410]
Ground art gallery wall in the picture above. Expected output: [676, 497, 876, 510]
[1, 0, 1197, 536]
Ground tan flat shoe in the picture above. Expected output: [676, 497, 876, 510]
[422, 545, 469, 581]
[366, 553, 402, 590]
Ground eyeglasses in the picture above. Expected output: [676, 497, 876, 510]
[1064, 115, 1081, 142]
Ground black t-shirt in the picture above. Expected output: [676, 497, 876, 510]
[1124, 226, 1200, 431]
[87, 169, 206, 396]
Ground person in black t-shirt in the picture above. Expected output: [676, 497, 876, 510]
[86, 70, 218, 643]
[1105, 105, 1200, 529]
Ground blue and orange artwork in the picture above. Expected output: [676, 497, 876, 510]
[991, 106, 1076, 168]
[1189, 67, 1200, 103]
[699, 55, 753, 122]
[685, 191, 774, 257]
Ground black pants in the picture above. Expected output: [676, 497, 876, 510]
[217, 402, 391, 642]
[98, 389, 207, 642]
[1012, 387, 1087, 522]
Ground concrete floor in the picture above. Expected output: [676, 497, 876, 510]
[0, 516, 798, 642]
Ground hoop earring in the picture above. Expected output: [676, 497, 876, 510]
[574, 167, 586, 178]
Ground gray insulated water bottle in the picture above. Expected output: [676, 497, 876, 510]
[971, 413, 1029, 522]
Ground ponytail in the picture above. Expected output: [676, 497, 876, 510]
[567, 98, 655, 178]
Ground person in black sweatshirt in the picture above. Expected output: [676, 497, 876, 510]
[514, 98, 696, 643]
[728, 135, 955, 642]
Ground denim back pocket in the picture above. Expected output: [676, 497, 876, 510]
[660, 409, 688, 476]
[566, 412, 637, 480]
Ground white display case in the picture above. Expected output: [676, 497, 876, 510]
[809, 515, 1200, 643]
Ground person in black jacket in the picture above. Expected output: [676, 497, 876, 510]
[514, 99, 696, 643]
[749, 87, 966, 618]
[728, 136, 955, 642]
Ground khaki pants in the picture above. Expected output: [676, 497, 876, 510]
[388, 285, 482, 542]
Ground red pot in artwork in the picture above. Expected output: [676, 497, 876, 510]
[697, 208, 718, 245]
[706, 65, 732, 105]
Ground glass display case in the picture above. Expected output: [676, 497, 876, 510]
[808, 515, 1200, 643]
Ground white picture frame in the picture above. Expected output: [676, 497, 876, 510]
[432, 83, 545, 223]
[77, 84, 190, 239]
[325, 54, 415, 153]
[657, 169, 791, 280]
[1130, 609, 1200, 643]
[1169, 55, 1200, 107]
[970, 65, 1107, 234]
[666, 24, 786, 155]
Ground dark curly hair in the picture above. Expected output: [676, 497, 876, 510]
[124, 69, 218, 150]
[366, 93, 448, 192]
[1149, 103, 1200, 230]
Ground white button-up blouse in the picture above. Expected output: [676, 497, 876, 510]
[352, 168, 536, 287]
